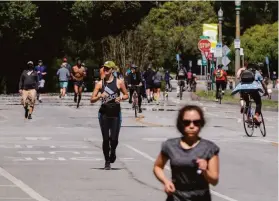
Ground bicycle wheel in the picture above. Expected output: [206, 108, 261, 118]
[259, 113, 266, 137]
[243, 107, 254, 137]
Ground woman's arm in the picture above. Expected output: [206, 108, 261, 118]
[119, 79, 129, 100]
[90, 81, 102, 103]
[153, 152, 170, 184]
[202, 155, 219, 186]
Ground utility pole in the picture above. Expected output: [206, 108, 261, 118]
[218, 8, 223, 66]
[235, 0, 241, 84]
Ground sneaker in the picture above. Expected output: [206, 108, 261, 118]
[129, 100, 132, 104]
[104, 161, 111, 170]
[139, 108, 142, 113]
[215, 99, 219, 102]
[110, 152, 116, 163]
[28, 114, 32, 119]
[222, 91, 225, 95]
[39, 100, 42, 103]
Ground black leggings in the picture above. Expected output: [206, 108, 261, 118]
[242, 91, 262, 115]
[215, 81, 226, 99]
[98, 113, 122, 162]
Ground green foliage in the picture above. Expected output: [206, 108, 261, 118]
[0, 2, 40, 41]
[241, 22, 278, 62]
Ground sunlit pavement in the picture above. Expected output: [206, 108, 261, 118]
[0, 83, 277, 201]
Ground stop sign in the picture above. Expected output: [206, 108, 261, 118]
[198, 39, 211, 53]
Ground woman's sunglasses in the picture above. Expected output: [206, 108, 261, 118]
[104, 67, 111, 71]
[182, 119, 202, 127]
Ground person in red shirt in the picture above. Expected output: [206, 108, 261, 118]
[213, 65, 227, 101]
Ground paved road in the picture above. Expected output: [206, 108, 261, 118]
[0, 84, 277, 201]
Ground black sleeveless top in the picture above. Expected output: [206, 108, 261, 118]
[100, 77, 120, 105]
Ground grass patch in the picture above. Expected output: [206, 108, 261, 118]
[195, 90, 278, 109]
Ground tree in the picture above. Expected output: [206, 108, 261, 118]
[241, 22, 278, 63]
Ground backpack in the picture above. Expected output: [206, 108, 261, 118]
[240, 70, 255, 83]
[215, 69, 223, 78]
[178, 68, 185, 77]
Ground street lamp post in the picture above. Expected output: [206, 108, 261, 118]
[235, 0, 241, 84]
[218, 8, 223, 67]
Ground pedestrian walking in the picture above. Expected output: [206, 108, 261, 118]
[153, 105, 219, 201]
[90, 61, 129, 170]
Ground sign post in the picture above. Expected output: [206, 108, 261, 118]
[176, 54, 180, 71]
[265, 56, 270, 79]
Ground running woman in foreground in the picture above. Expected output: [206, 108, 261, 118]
[90, 61, 129, 170]
[154, 105, 219, 201]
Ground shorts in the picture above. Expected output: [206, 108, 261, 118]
[153, 82, 161, 89]
[59, 81, 68, 88]
[74, 80, 84, 87]
[38, 79, 45, 88]
[21, 89, 36, 108]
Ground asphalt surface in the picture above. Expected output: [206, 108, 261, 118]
[0, 80, 277, 201]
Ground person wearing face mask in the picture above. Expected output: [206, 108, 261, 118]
[90, 61, 129, 170]
[154, 105, 220, 201]
[19, 61, 39, 119]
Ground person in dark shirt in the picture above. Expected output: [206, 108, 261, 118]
[154, 105, 219, 201]
[143, 65, 155, 103]
[19, 61, 39, 119]
[128, 64, 143, 113]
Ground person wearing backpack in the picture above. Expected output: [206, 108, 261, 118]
[213, 65, 227, 101]
[176, 65, 187, 97]
[232, 64, 268, 124]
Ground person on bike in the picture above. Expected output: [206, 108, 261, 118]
[19, 61, 39, 119]
[34, 60, 47, 103]
[164, 70, 173, 91]
[232, 64, 268, 124]
[176, 65, 187, 97]
[128, 64, 143, 113]
[236, 61, 249, 112]
[71, 59, 86, 105]
[143, 65, 155, 103]
[90, 61, 128, 170]
[186, 69, 193, 89]
[213, 65, 227, 102]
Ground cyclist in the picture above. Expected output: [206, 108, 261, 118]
[213, 65, 227, 101]
[128, 64, 143, 113]
[232, 64, 268, 124]
[19, 61, 39, 119]
[71, 59, 86, 105]
[176, 65, 187, 97]
[90, 61, 128, 170]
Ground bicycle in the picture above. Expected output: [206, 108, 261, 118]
[242, 93, 266, 137]
[129, 85, 141, 118]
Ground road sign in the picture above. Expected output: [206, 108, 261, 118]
[222, 45, 231, 56]
[189, 60, 192, 67]
[200, 36, 210, 39]
[240, 48, 244, 56]
[222, 56, 231, 66]
[176, 54, 180, 61]
[234, 39, 241, 49]
[207, 53, 213, 60]
[215, 43, 223, 57]
[197, 59, 202, 66]
[201, 54, 207, 65]
[265, 56, 269, 65]
[198, 39, 211, 53]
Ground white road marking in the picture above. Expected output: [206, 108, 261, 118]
[0, 166, 50, 201]
[0, 198, 33, 200]
[0, 184, 16, 187]
[125, 144, 239, 201]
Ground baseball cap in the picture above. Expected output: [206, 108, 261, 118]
[38, 60, 42, 63]
[27, 61, 33, 65]
[103, 61, 116, 68]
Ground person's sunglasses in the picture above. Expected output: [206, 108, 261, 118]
[182, 119, 202, 127]
[104, 67, 111, 71]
